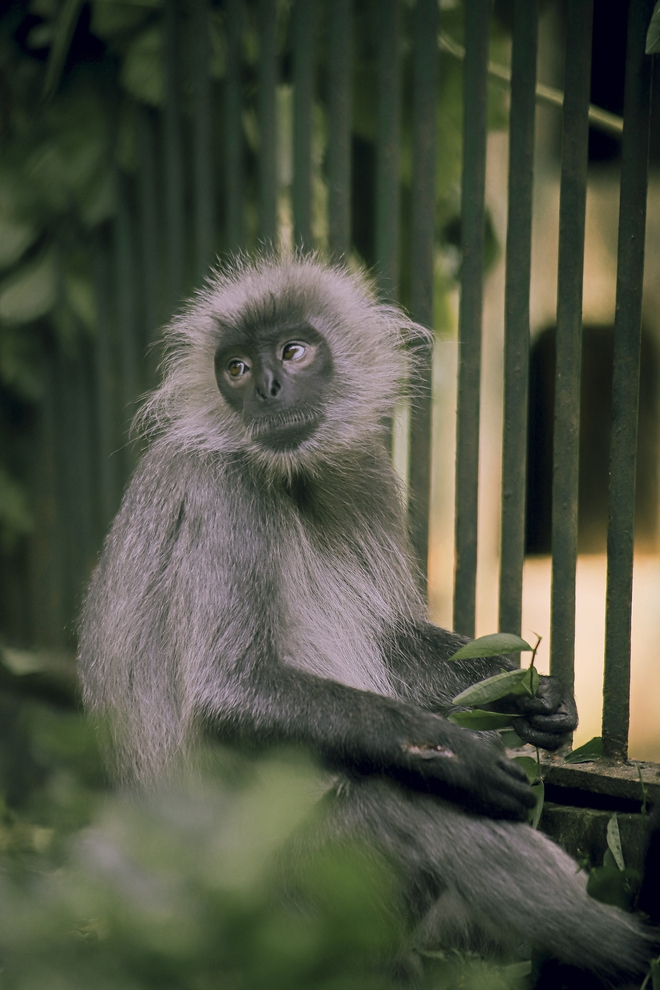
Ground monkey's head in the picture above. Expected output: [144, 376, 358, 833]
[138, 255, 425, 475]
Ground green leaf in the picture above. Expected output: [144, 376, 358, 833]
[447, 633, 532, 661]
[564, 736, 603, 764]
[0, 250, 57, 324]
[501, 961, 533, 980]
[521, 664, 540, 697]
[646, 1, 660, 54]
[606, 814, 625, 871]
[512, 756, 539, 785]
[120, 27, 164, 107]
[0, 217, 38, 270]
[89, 0, 157, 39]
[651, 957, 660, 990]
[64, 273, 96, 332]
[499, 728, 525, 748]
[27, 23, 54, 49]
[28, 90, 109, 211]
[603, 848, 618, 870]
[452, 668, 530, 706]
[0, 467, 33, 552]
[587, 865, 639, 911]
[43, 0, 86, 100]
[0, 327, 43, 400]
[448, 710, 519, 730]
[530, 779, 544, 830]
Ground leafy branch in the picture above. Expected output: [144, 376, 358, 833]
[447, 632, 545, 827]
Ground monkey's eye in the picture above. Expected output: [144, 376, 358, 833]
[227, 359, 250, 378]
[282, 343, 306, 362]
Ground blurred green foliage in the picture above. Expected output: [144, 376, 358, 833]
[0, 692, 535, 989]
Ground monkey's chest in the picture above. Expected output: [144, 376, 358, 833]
[274, 540, 394, 697]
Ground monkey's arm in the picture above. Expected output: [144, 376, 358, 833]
[203, 654, 536, 821]
[385, 622, 577, 751]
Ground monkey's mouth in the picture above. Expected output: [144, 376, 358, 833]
[247, 410, 324, 450]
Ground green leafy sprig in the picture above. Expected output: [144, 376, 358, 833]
[446, 633, 545, 827]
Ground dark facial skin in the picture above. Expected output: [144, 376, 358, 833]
[215, 323, 333, 450]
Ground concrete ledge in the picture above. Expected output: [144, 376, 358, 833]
[536, 757, 659, 869]
[540, 803, 647, 871]
[540, 756, 660, 810]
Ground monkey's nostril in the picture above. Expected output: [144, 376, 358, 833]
[269, 379, 281, 397]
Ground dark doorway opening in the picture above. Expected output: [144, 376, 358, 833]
[525, 325, 659, 554]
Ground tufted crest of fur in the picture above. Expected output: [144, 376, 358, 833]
[135, 253, 425, 479]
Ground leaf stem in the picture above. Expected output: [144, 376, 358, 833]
[529, 633, 542, 670]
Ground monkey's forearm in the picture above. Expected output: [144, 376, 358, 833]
[386, 622, 577, 749]
[386, 622, 516, 713]
[206, 660, 534, 820]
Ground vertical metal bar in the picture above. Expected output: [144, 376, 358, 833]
[115, 170, 140, 475]
[258, 0, 278, 245]
[549, 1, 593, 694]
[225, 0, 244, 252]
[408, 0, 438, 593]
[80, 338, 101, 570]
[29, 356, 65, 645]
[327, 0, 352, 259]
[163, 0, 185, 309]
[50, 349, 76, 640]
[453, 0, 489, 637]
[93, 225, 122, 532]
[191, 0, 214, 279]
[498, 0, 539, 641]
[375, 0, 400, 301]
[136, 105, 161, 386]
[293, 0, 317, 251]
[61, 349, 95, 621]
[603, 0, 654, 761]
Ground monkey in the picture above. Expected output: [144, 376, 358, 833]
[78, 255, 659, 983]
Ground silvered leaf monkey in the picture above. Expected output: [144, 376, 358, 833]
[78, 256, 658, 982]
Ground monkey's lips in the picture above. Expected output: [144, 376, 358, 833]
[248, 410, 324, 450]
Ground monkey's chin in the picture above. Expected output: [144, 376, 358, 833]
[256, 422, 319, 452]
[248, 412, 323, 452]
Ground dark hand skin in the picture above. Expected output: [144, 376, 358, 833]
[386, 709, 536, 820]
[491, 676, 578, 750]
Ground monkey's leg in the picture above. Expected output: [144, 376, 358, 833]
[304, 776, 658, 983]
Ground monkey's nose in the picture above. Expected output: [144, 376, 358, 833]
[257, 372, 282, 399]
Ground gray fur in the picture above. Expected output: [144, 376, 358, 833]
[78, 254, 657, 980]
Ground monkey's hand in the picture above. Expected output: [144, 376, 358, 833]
[505, 675, 578, 751]
[390, 711, 537, 820]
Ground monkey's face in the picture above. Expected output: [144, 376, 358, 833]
[214, 323, 334, 451]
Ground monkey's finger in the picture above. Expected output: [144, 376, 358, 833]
[515, 720, 572, 751]
[492, 764, 537, 806]
[497, 757, 532, 785]
[524, 710, 578, 734]
[516, 680, 563, 714]
[480, 781, 536, 818]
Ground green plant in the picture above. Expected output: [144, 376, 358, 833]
[447, 632, 545, 828]
[587, 813, 641, 913]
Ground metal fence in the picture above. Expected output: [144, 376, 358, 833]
[0, 0, 656, 762]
